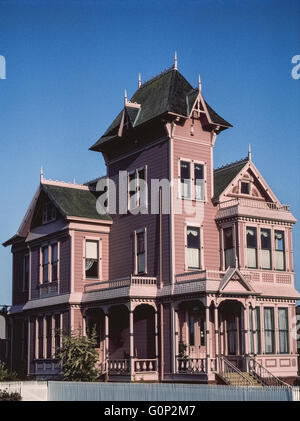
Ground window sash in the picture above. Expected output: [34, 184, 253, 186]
[136, 231, 146, 274]
[264, 308, 275, 354]
[187, 226, 201, 269]
[194, 163, 204, 201]
[85, 240, 99, 279]
[180, 161, 191, 199]
[278, 308, 289, 354]
[275, 250, 285, 271]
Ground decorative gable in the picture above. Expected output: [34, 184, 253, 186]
[218, 267, 257, 295]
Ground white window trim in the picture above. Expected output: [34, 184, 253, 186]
[127, 165, 148, 212]
[184, 222, 203, 271]
[39, 240, 60, 284]
[134, 228, 148, 275]
[178, 158, 207, 203]
[83, 236, 102, 281]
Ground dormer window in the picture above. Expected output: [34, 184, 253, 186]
[42, 202, 56, 224]
[241, 181, 250, 195]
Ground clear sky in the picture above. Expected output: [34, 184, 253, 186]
[0, 0, 299, 305]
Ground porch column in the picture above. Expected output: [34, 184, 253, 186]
[235, 314, 240, 355]
[105, 312, 109, 363]
[274, 305, 279, 355]
[154, 310, 159, 362]
[174, 309, 179, 373]
[205, 306, 211, 374]
[252, 307, 257, 355]
[214, 306, 219, 357]
[243, 305, 250, 356]
[260, 306, 265, 355]
[129, 309, 134, 376]
[171, 302, 176, 373]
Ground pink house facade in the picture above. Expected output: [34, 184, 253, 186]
[3, 63, 299, 384]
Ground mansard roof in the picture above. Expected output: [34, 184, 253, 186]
[42, 184, 111, 221]
[90, 67, 232, 152]
[213, 157, 249, 199]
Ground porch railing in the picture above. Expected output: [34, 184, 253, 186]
[217, 356, 254, 386]
[177, 357, 207, 374]
[134, 359, 157, 372]
[84, 275, 157, 293]
[98, 358, 158, 375]
[219, 198, 290, 212]
[246, 355, 290, 387]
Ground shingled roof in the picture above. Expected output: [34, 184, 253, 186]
[90, 67, 232, 152]
[42, 184, 111, 221]
[213, 157, 249, 199]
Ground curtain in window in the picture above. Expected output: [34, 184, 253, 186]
[261, 249, 271, 269]
[187, 227, 200, 269]
[278, 308, 289, 354]
[247, 248, 257, 268]
[275, 251, 285, 270]
[264, 308, 274, 354]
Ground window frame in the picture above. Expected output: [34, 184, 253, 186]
[264, 307, 275, 355]
[134, 228, 147, 275]
[185, 224, 202, 271]
[260, 228, 272, 270]
[274, 230, 286, 271]
[278, 307, 289, 354]
[42, 202, 57, 225]
[178, 158, 206, 202]
[84, 238, 101, 280]
[127, 165, 148, 212]
[246, 226, 258, 269]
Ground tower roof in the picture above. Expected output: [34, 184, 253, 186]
[90, 67, 232, 152]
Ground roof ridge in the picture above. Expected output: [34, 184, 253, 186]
[214, 157, 249, 172]
[42, 178, 90, 191]
[137, 66, 175, 91]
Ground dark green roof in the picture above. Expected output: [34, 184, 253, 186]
[42, 184, 111, 221]
[213, 158, 248, 199]
[90, 67, 232, 152]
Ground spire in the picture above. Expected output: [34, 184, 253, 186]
[124, 89, 127, 106]
[174, 51, 177, 70]
[138, 72, 141, 88]
[40, 166, 44, 183]
[198, 74, 202, 92]
[248, 144, 252, 161]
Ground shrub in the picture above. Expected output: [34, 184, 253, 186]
[0, 362, 19, 381]
[56, 328, 100, 382]
[0, 390, 22, 401]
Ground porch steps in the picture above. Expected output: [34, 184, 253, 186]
[220, 372, 261, 387]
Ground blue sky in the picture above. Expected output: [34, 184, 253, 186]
[0, 0, 299, 304]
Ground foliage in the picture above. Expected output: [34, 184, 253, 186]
[0, 390, 22, 401]
[56, 328, 100, 382]
[0, 362, 19, 381]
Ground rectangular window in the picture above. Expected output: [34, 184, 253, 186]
[24, 255, 29, 291]
[38, 318, 44, 359]
[261, 229, 271, 270]
[85, 240, 99, 279]
[180, 161, 191, 199]
[255, 307, 261, 354]
[46, 316, 52, 359]
[42, 246, 49, 283]
[264, 308, 275, 354]
[128, 167, 147, 210]
[54, 314, 61, 356]
[136, 231, 146, 274]
[241, 182, 250, 194]
[187, 226, 201, 269]
[42, 202, 56, 224]
[275, 230, 285, 271]
[246, 227, 257, 268]
[224, 227, 234, 268]
[249, 308, 254, 354]
[194, 163, 204, 201]
[51, 243, 58, 281]
[278, 308, 289, 354]
[188, 313, 195, 346]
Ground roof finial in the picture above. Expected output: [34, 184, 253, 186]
[40, 166, 44, 183]
[248, 144, 252, 161]
[124, 88, 127, 106]
[198, 74, 202, 92]
[138, 72, 141, 88]
[174, 51, 177, 70]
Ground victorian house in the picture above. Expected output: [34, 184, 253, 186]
[3, 59, 299, 385]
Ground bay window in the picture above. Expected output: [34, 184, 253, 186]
[246, 227, 257, 269]
[224, 227, 234, 268]
[85, 240, 99, 279]
[261, 229, 271, 270]
[278, 308, 289, 354]
[275, 230, 285, 271]
[264, 308, 275, 354]
[186, 226, 201, 270]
